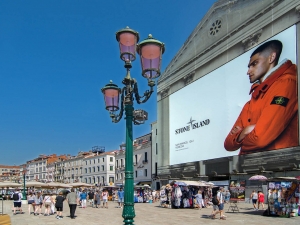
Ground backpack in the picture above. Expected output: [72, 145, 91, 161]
[212, 195, 219, 205]
[13, 193, 19, 201]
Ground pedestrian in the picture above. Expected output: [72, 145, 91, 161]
[11, 189, 23, 215]
[34, 192, 43, 216]
[43, 191, 52, 216]
[152, 190, 156, 203]
[50, 192, 57, 215]
[87, 190, 95, 207]
[55, 192, 65, 219]
[27, 192, 35, 215]
[102, 189, 108, 208]
[210, 187, 226, 220]
[76, 189, 82, 206]
[66, 188, 77, 219]
[80, 189, 87, 208]
[258, 191, 265, 210]
[117, 188, 124, 208]
[94, 190, 101, 208]
[250, 190, 258, 210]
[224, 190, 231, 203]
[194, 190, 204, 209]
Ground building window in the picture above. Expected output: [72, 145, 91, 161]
[98, 166, 100, 172]
[90, 160, 92, 165]
[94, 159, 96, 164]
[110, 157, 113, 162]
[85, 168, 87, 173]
[116, 160, 119, 168]
[156, 143, 158, 155]
[156, 129, 157, 135]
[116, 174, 118, 180]
[109, 177, 114, 183]
[98, 158, 100, 163]
[103, 158, 105, 162]
[121, 159, 123, 166]
[135, 171, 137, 178]
[102, 165, 104, 171]
[85, 161, 88, 165]
[135, 155, 137, 164]
[93, 167, 95, 172]
[155, 163, 157, 176]
[110, 166, 113, 171]
[89, 167, 91, 173]
[144, 169, 147, 177]
[144, 152, 148, 162]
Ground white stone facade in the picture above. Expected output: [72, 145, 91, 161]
[82, 151, 116, 186]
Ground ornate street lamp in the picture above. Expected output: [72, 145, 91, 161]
[101, 26, 164, 225]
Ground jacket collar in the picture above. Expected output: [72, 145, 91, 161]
[249, 59, 292, 99]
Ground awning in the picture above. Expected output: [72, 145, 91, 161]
[209, 180, 229, 186]
[171, 180, 211, 187]
[136, 181, 152, 185]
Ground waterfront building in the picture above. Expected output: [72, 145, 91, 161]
[0, 165, 20, 182]
[82, 150, 116, 186]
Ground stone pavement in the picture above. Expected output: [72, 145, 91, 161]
[1, 200, 300, 225]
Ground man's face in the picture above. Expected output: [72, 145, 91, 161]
[247, 53, 271, 83]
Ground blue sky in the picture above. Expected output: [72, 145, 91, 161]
[0, 0, 216, 165]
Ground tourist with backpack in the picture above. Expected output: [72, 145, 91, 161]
[210, 187, 226, 220]
[11, 189, 23, 215]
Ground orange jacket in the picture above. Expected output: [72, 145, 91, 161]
[224, 60, 298, 155]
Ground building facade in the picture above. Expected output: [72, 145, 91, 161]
[26, 155, 48, 182]
[0, 165, 20, 182]
[115, 147, 125, 187]
[156, 0, 300, 186]
[82, 151, 116, 186]
[63, 152, 88, 183]
[133, 133, 152, 186]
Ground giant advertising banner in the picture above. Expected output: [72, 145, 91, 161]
[169, 26, 297, 165]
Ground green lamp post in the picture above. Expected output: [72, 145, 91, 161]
[101, 26, 165, 225]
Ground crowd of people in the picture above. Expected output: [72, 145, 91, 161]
[10, 187, 127, 220]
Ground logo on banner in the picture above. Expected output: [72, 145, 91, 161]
[175, 117, 210, 135]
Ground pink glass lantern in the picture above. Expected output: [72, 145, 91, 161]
[137, 34, 165, 79]
[116, 27, 139, 62]
[101, 81, 121, 112]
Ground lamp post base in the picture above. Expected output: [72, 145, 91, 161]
[122, 202, 135, 225]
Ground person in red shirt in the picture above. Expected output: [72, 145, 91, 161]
[257, 191, 265, 210]
[224, 40, 298, 155]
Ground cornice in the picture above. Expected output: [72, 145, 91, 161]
[183, 71, 195, 86]
[157, 86, 170, 99]
[158, 0, 285, 91]
[242, 29, 263, 51]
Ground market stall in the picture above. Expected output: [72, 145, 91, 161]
[267, 177, 299, 217]
[159, 180, 213, 209]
